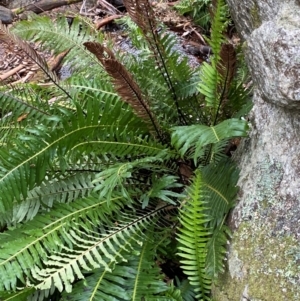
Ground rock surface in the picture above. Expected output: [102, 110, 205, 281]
[213, 1, 300, 300]
[0, 5, 14, 23]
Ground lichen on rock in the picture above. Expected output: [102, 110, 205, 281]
[214, 0, 300, 300]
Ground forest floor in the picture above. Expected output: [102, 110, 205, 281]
[0, 0, 217, 83]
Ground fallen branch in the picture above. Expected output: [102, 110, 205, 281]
[0, 64, 24, 81]
[95, 14, 123, 30]
[13, 0, 82, 15]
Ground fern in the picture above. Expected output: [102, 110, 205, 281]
[0, 0, 250, 299]
[11, 15, 104, 74]
[177, 170, 212, 300]
[172, 118, 249, 163]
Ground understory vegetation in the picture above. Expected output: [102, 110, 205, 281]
[0, 0, 251, 300]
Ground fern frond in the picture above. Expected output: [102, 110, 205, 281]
[11, 15, 103, 74]
[0, 288, 35, 301]
[33, 205, 170, 293]
[177, 170, 212, 300]
[0, 96, 147, 212]
[205, 222, 230, 278]
[0, 22, 70, 97]
[171, 118, 249, 163]
[62, 235, 171, 301]
[123, 0, 188, 124]
[207, 0, 228, 61]
[175, 277, 196, 301]
[202, 160, 238, 224]
[201, 160, 238, 278]
[0, 195, 130, 291]
[92, 152, 175, 202]
[84, 41, 162, 138]
[198, 62, 221, 112]
[0, 172, 96, 225]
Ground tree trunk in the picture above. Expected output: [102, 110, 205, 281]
[213, 1, 300, 300]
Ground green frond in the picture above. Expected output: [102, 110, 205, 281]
[198, 62, 221, 111]
[175, 277, 196, 301]
[0, 172, 96, 225]
[0, 288, 35, 301]
[11, 15, 104, 74]
[92, 153, 175, 202]
[164, 283, 184, 301]
[201, 160, 238, 278]
[62, 236, 170, 301]
[202, 159, 239, 224]
[140, 174, 183, 208]
[0, 96, 148, 212]
[206, 0, 228, 62]
[177, 170, 212, 300]
[171, 118, 249, 163]
[0, 86, 62, 147]
[174, 0, 210, 29]
[0, 195, 126, 291]
[205, 222, 230, 278]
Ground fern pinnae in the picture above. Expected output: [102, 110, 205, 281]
[213, 43, 236, 125]
[123, 0, 187, 125]
[177, 170, 212, 300]
[84, 41, 162, 140]
[0, 22, 72, 100]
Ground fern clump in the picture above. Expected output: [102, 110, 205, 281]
[0, 0, 251, 300]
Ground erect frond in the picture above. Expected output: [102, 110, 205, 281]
[84, 41, 162, 139]
[123, 0, 187, 124]
[218, 43, 236, 93]
[207, 0, 228, 61]
[171, 118, 249, 163]
[177, 170, 212, 300]
[202, 159, 239, 225]
[202, 160, 238, 278]
[198, 0, 231, 121]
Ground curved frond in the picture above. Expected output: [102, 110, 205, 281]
[171, 118, 249, 163]
[62, 236, 171, 301]
[0, 96, 147, 212]
[0, 196, 125, 291]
